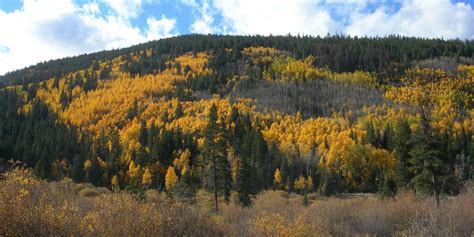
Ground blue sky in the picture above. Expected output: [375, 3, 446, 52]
[0, 0, 473, 75]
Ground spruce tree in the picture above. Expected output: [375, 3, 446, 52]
[408, 125, 461, 207]
[393, 120, 412, 189]
[34, 157, 47, 179]
[71, 154, 85, 183]
[174, 102, 184, 119]
[381, 123, 394, 150]
[202, 103, 229, 211]
[364, 121, 379, 147]
[237, 155, 252, 206]
[139, 120, 148, 147]
[218, 138, 232, 203]
[87, 157, 103, 186]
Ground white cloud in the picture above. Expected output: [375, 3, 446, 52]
[346, 0, 474, 39]
[103, 0, 143, 19]
[208, 0, 473, 39]
[211, 0, 342, 36]
[180, 0, 199, 7]
[1, 0, 473, 75]
[190, 0, 216, 34]
[147, 15, 178, 40]
[22, 0, 76, 19]
[0, 0, 178, 75]
[81, 2, 100, 15]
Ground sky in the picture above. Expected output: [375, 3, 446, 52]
[0, 0, 473, 75]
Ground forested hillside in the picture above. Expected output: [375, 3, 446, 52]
[0, 35, 473, 211]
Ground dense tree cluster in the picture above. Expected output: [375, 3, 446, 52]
[0, 35, 472, 208]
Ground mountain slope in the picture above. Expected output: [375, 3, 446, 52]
[0, 35, 472, 204]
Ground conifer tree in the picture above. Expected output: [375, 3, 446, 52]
[381, 123, 394, 150]
[174, 102, 184, 119]
[202, 103, 229, 211]
[408, 125, 460, 207]
[237, 155, 252, 206]
[71, 154, 85, 182]
[364, 121, 379, 147]
[87, 157, 103, 186]
[34, 157, 47, 179]
[393, 120, 412, 189]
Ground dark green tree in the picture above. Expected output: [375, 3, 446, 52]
[237, 155, 252, 206]
[364, 121, 379, 147]
[393, 120, 412, 189]
[202, 103, 229, 211]
[174, 102, 184, 119]
[34, 157, 47, 179]
[71, 154, 85, 182]
[87, 157, 103, 186]
[409, 125, 462, 207]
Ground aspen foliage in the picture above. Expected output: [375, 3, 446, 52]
[274, 168, 282, 188]
[165, 166, 178, 191]
[294, 175, 313, 191]
[5, 45, 471, 199]
[384, 66, 473, 136]
[111, 175, 119, 191]
[173, 149, 191, 175]
[142, 168, 153, 185]
[128, 160, 141, 180]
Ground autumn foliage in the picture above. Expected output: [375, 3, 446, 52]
[0, 36, 472, 236]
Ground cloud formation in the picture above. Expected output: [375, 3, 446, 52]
[190, 0, 216, 34]
[103, 0, 143, 19]
[211, 0, 342, 35]
[0, 0, 473, 75]
[147, 15, 178, 40]
[346, 0, 474, 39]
[0, 0, 178, 74]
[204, 0, 474, 38]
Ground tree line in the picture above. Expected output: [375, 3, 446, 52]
[2, 34, 473, 86]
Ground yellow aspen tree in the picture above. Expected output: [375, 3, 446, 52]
[84, 160, 92, 171]
[274, 168, 282, 188]
[111, 175, 119, 192]
[306, 176, 313, 190]
[127, 160, 141, 180]
[294, 175, 306, 191]
[165, 166, 178, 191]
[174, 149, 191, 175]
[142, 167, 153, 186]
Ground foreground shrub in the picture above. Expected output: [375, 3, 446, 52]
[79, 187, 100, 198]
[0, 168, 223, 237]
[1, 169, 473, 236]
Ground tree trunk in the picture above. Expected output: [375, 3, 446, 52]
[213, 156, 218, 212]
[431, 172, 440, 208]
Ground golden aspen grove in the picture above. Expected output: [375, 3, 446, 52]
[0, 34, 473, 236]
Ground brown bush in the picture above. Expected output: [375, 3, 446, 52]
[1, 169, 473, 236]
[0, 168, 223, 237]
[396, 190, 474, 236]
[79, 188, 100, 198]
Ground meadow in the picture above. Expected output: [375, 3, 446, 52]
[1, 168, 473, 236]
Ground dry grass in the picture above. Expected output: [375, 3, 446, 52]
[0, 168, 223, 237]
[1, 168, 473, 236]
[217, 189, 474, 236]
